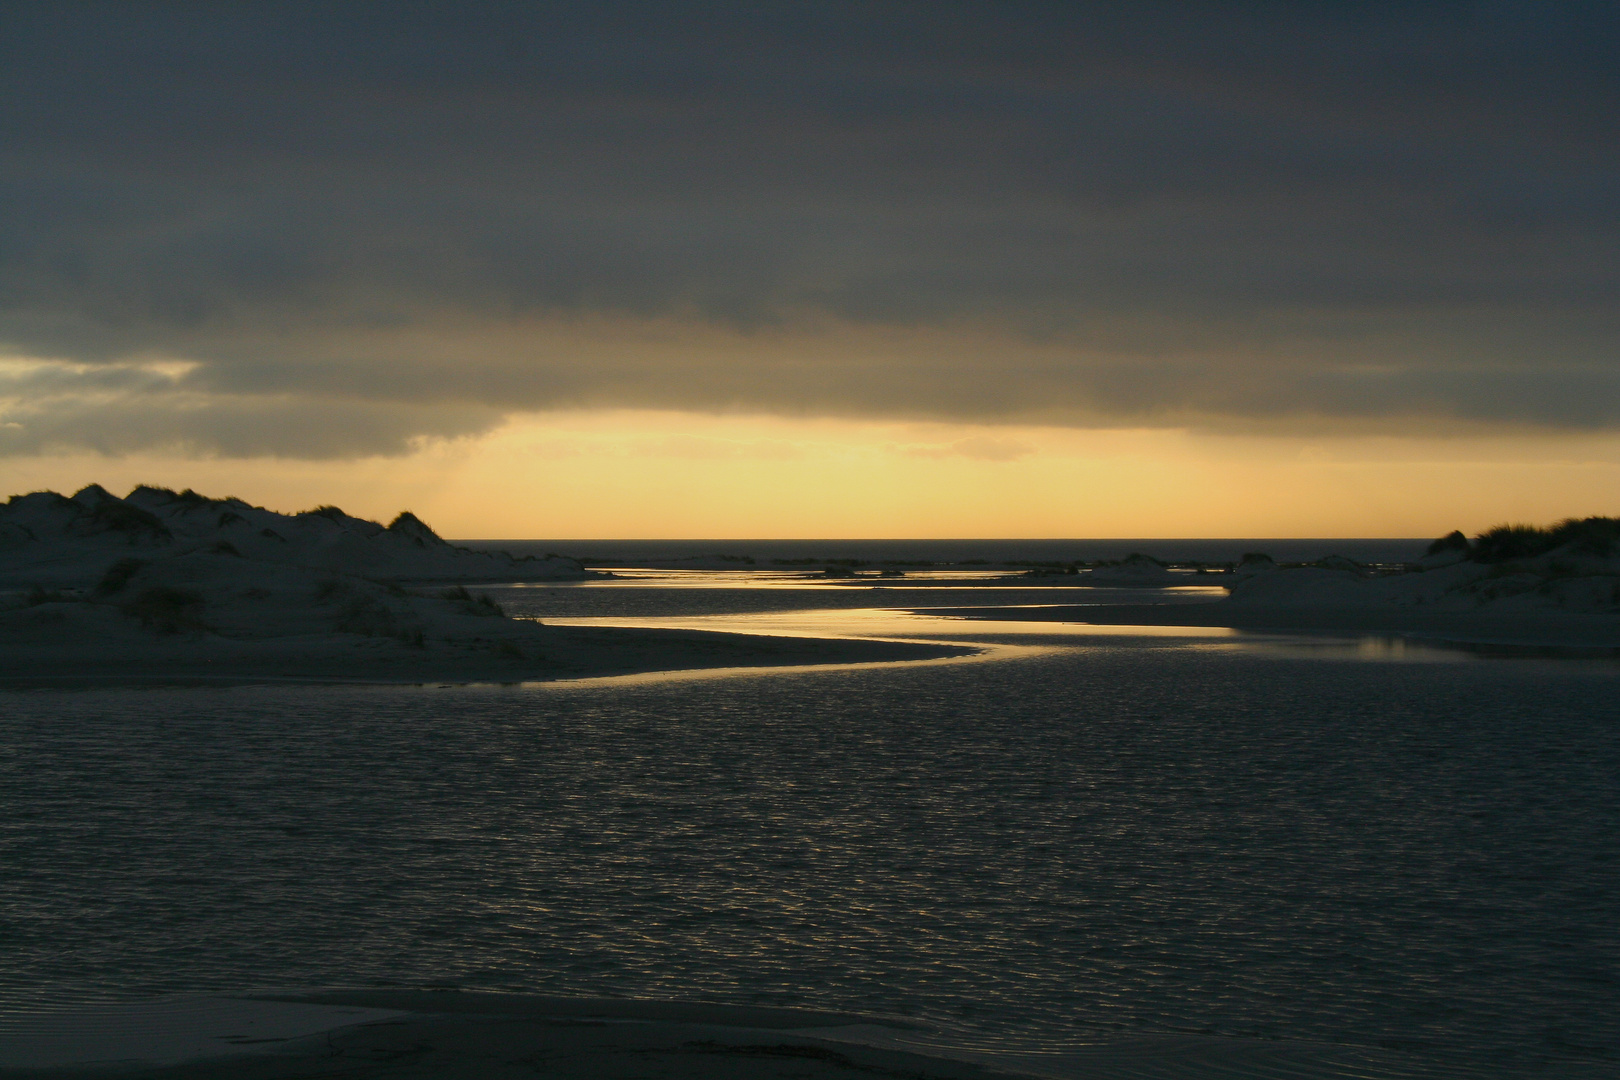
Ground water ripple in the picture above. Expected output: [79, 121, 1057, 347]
[1, 592, 1617, 1078]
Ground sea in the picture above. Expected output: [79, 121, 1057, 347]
[1, 539, 1616, 1078]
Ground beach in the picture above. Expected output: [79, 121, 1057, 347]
[9, 6, 1620, 1075]
[0, 990, 1494, 1079]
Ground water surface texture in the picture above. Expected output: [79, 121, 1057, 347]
[1, 576, 1616, 1078]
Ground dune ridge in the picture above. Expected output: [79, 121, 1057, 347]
[0, 484, 592, 588]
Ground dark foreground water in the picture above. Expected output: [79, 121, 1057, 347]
[1, 577, 1617, 1078]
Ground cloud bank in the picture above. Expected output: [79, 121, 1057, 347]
[1, 1, 1616, 456]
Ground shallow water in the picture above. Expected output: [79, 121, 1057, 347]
[1, 576, 1616, 1077]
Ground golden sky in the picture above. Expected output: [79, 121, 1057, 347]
[9, 411, 1620, 539]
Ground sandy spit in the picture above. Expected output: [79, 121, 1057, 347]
[0, 620, 973, 689]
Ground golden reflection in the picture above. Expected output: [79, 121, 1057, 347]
[536, 608, 1240, 642]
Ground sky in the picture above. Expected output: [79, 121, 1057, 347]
[2, 1, 1617, 537]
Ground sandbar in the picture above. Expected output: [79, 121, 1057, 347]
[916, 600, 1620, 652]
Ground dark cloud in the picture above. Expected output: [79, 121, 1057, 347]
[0, 359, 498, 457]
[1, 1, 1616, 455]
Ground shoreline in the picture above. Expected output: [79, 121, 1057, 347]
[915, 600, 1620, 651]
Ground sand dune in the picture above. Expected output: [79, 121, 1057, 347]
[0, 486, 968, 685]
[0, 485, 591, 589]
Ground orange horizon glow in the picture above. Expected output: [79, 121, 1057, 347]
[5, 409, 1620, 540]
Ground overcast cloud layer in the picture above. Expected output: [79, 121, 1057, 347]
[2, 1, 1617, 456]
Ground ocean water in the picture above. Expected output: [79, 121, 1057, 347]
[1, 573, 1617, 1077]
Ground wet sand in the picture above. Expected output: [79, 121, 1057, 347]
[0, 622, 974, 689]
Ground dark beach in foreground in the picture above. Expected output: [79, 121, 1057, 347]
[0, 990, 1486, 1080]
